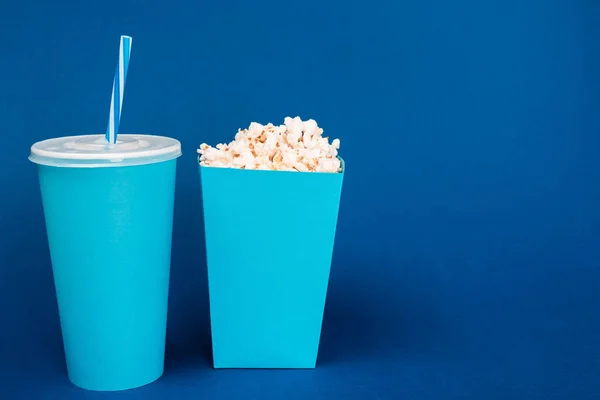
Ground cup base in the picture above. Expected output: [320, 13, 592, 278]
[68, 368, 164, 392]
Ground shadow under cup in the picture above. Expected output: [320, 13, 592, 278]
[200, 159, 344, 368]
[30, 134, 181, 391]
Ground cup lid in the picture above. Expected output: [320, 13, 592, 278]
[29, 134, 182, 168]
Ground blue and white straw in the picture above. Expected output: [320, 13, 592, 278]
[105, 35, 132, 144]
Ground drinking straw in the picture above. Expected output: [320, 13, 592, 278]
[105, 35, 132, 144]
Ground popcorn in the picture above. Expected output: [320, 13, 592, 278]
[198, 117, 342, 173]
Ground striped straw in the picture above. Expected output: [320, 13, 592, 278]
[105, 35, 132, 144]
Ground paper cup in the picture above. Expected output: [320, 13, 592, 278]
[30, 134, 181, 390]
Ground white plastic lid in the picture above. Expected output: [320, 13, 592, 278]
[29, 134, 182, 168]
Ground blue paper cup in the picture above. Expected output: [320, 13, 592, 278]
[200, 160, 344, 368]
[29, 134, 181, 391]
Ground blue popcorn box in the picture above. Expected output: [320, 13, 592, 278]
[199, 159, 344, 368]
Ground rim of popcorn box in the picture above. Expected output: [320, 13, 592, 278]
[198, 156, 345, 174]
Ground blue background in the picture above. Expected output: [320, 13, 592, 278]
[1, 0, 599, 398]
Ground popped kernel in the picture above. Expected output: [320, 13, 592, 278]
[197, 117, 342, 173]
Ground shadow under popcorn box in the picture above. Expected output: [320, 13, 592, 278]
[199, 158, 345, 368]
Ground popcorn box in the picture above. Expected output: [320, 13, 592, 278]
[199, 159, 344, 368]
